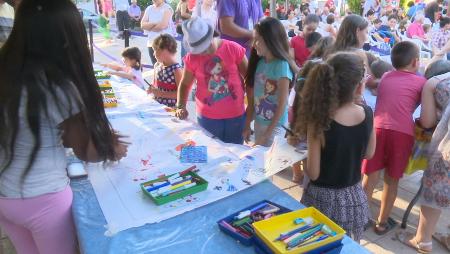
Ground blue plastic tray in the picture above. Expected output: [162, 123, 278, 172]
[217, 200, 291, 246]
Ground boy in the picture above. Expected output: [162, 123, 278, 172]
[290, 14, 320, 67]
[362, 41, 426, 235]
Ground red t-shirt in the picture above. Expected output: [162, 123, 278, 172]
[290, 35, 310, 67]
[184, 40, 246, 119]
[374, 70, 426, 136]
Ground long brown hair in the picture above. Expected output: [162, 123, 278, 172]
[294, 52, 365, 138]
[332, 14, 368, 53]
[245, 17, 298, 88]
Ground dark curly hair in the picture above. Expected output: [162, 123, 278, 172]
[152, 33, 178, 54]
[294, 52, 365, 138]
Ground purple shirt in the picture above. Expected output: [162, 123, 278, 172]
[217, 0, 263, 54]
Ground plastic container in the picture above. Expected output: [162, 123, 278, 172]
[140, 171, 208, 206]
[253, 232, 344, 254]
[252, 207, 346, 254]
[217, 200, 292, 246]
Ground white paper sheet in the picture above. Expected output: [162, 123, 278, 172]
[87, 81, 307, 235]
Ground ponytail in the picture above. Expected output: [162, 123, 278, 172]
[295, 62, 338, 138]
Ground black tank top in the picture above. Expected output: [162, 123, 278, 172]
[311, 105, 373, 189]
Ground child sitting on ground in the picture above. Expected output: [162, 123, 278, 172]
[102, 47, 145, 89]
[362, 41, 426, 236]
[148, 34, 182, 107]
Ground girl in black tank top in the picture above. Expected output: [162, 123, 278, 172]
[291, 52, 376, 242]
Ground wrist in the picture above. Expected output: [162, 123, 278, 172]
[175, 103, 186, 109]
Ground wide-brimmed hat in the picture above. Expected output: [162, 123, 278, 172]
[182, 17, 214, 54]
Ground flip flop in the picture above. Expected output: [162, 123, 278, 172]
[396, 231, 432, 254]
[374, 217, 397, 235]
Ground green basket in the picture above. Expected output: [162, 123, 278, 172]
[140, 172, 208, 206]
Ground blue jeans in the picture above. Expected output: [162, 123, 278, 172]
[197, 114, 246, 144]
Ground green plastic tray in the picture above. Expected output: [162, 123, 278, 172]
[140, 171, 208, 206]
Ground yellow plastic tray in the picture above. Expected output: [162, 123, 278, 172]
[252, 207, 346, 254]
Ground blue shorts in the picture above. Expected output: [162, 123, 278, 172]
[197, 114, 246, 144]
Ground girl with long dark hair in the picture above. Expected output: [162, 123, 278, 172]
[244, 17, 299, 147]
[0, 0, 128, 253]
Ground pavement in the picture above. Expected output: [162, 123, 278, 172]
[2, 32, 450, 254]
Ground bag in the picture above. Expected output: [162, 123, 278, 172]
[405, 122, 434, 175]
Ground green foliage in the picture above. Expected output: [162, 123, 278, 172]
[261, 0, 302, 10]
[347, 0, 361, 14]
[137, 0, 152, 10]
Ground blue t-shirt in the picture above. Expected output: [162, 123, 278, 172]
[253, 58, 293, 126]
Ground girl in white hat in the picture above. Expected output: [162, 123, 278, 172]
[175, 17, 248, 144]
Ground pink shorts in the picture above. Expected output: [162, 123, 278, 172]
[362, 128, 414, 179]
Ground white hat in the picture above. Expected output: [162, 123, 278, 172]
[182, 17, 214, 54]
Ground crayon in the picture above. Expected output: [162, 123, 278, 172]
[232, 216, 252, 227]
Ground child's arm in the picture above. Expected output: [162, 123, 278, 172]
[255, 78, 290, 146]
[108, 71, 135, 80]
[175, 69, 195, 120]
[238, 56, 249, 81]
[420, 78, 439, 128]
[243, 85, 254, 143]
[102, 63, 125, 72]
[305, 126, 321, 181]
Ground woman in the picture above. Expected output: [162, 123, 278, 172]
[397, 60, 450, 253]
[193, 0, 217, 29]
[141, 0, 174, 65]
[0, 0, 128, 253]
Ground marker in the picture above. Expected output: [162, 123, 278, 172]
[293, 217, 313, 225]
[249, 202, 269, 213]
[169, 175, 192, 185]
[169, 180, 192, 191]
[235, 210, 251, 220]
[287, 224, 324, 248]
[220, 221, 238, 233]
[145, 181, 170, 192]
[161, 182, 197, 196]
[274, 221, 316, 241]
[179, 165, 197, 175]
[260, 207, 280, 215]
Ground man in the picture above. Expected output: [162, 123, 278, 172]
[217, 0, 263, 56]
[290, 14, 320, 67]
[128, 0, 141, 29]
[0, 0, 14, 48]
[114, 0, 130, 39]
[407, 12, 428, 43]
[432, 16, 450, 54]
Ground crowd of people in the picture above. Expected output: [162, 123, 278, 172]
[0, 0, 450, 253]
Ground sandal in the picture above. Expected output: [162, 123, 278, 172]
[396, 231, 432, 253]
[374, 217, 398, 235]
[364, 218, 376, 231]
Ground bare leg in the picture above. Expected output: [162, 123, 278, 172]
[415, 206, 441, 243]
[362, 170, 380, 203]
[377, 173, 399, 225]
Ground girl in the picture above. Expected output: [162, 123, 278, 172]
[0, 1, 128, 253]
[175, 17, 248, 144]
[102, 47, 145, 90]
[294, 52, 376, 242]
[244, 17, 299, 147]
[148, 34, 182, 107]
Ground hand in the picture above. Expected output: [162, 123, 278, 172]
[287, 135, 300, 147]
[242, 126, 252, 143]
[112, 133, 130, 161]
[175, 108, 189, 120]
[254, 134, 269, 147]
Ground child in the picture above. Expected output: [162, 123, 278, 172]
[309, 36, 335, 60]
[288, 60, 321, 183]
[102, 47, 145, 89]
[175, 17, 248, 144]
[244, 17, 298, 147]
[305, 31, 322, 52]
[366, 59, 394, 95]
[362, 41, 427, 235]
[291, 14, 320, 67]
[148, 34, 182, 107]
[294, 52, 376, 241]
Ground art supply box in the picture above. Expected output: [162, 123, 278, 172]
[252, 207, 346, 254]
[217, 200, 292, 246]
[140, 171, 208, 206]
[99, 81, 118, 108]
